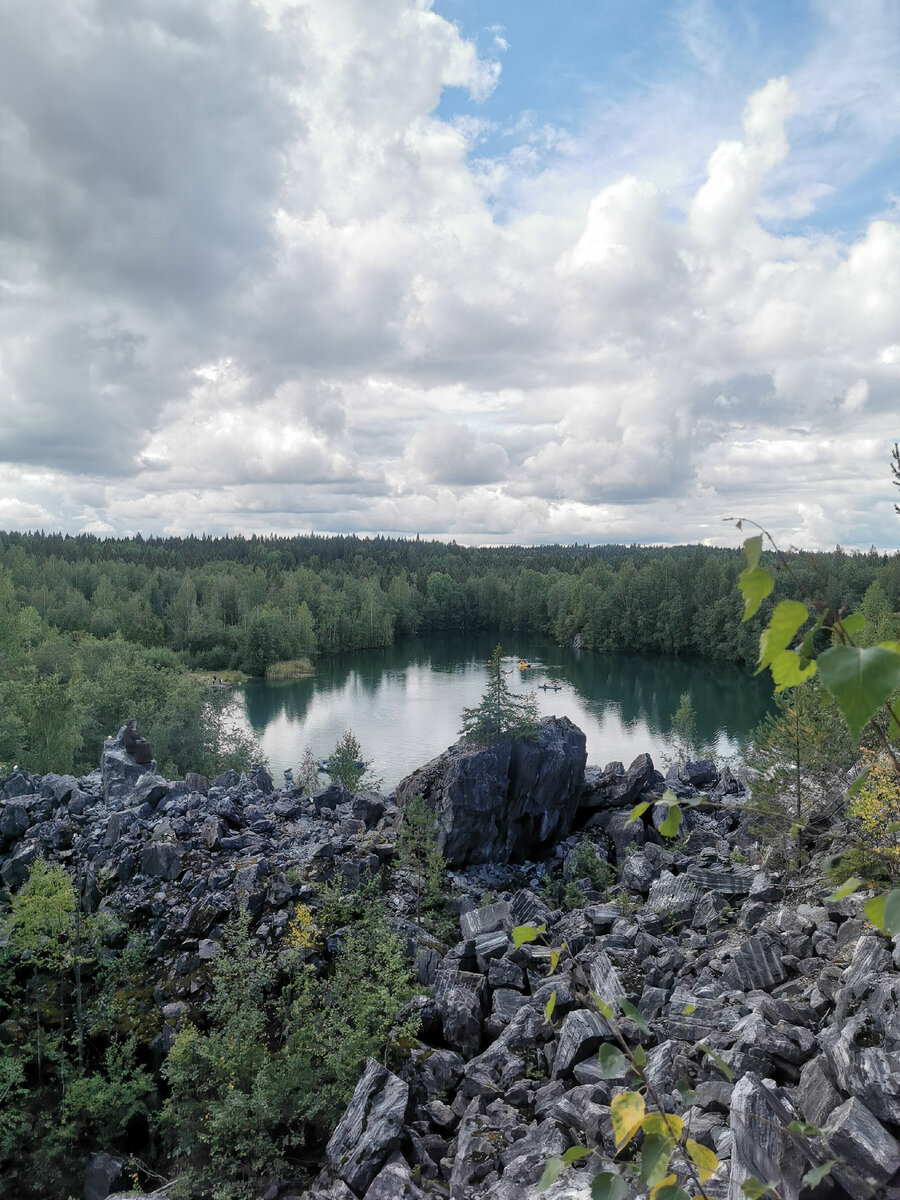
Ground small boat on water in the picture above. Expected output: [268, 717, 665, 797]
[518, 660, 530, 670]
[539, 683, 563, 691]
[318, 759, 368, 773]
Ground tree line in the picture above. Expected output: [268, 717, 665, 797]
[1, 529, 898, 775]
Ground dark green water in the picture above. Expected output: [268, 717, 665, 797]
[237, 633, 773, 792]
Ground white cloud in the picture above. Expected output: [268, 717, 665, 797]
[0, 1, 898, 550]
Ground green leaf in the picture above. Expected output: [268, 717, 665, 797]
[632, 1043, 647, 1068]
[769, 648, 817, 691]
[562, 1146, 593, 1165]
[827, 877, 861, 901]
[536, 1157, 563, 1193]
[545, 991, 557, 1023]
[598, 1043, 627, 1079]
[661, 787, 680, 806]
[841, 612, 865, 638]
[758, 600, 809, 672]
[650, 1184, 690, 1200]
[697, 1044, 734, 1082]
[675, 1079, 698, 1106]
[640, 1133, 676, 1187]
[658, 805, 682, 838]
[741, 1179, 776, 1199]
[682, 1003, 696, 1015]
[610, 1091, 645, 1148]
[742, 535, 763, 570]
[512, 923, 545, 947]
[786, 1120, 821, 1135]
[590, 1173, 627, 1200]
[628, 800, 651, 825]
[738, 565, 774, 622]
[816, 644, 900, 742]
[885, 889, 900, 935]
[847, 766, 871, 797]
[592, 993, 615, 1021]
[620, 998, 651, 1034]
[685, 1138, 718, 1183]
[802, 1162, 836, 1187]
[549, 949, 560, 974]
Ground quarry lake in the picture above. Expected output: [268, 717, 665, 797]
[237, 633, 774, 792]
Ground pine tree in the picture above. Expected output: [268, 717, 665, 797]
[459, 644, 539, 745]
[745, 679, 855, 866]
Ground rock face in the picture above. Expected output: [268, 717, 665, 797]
[395, 716, 587, 866]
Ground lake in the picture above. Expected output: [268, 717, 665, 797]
[236, 633, 773, 793]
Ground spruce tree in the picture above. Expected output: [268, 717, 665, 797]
[459, 644, 539, 745]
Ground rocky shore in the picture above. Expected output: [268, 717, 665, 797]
[2, 718, 899, 1200]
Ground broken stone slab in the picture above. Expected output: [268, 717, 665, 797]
[461, 900, 511, 940]
[438, 983, 484, 1059]
[584, 809, 645, 857]
[325, 1059, 409, 1196]
[552, 1009, 610, 1079]
[363, 1151, 424, 1199]
[687, 864, 755, 894]
[0, 801, 31, 840]
[680, 759, 718, 787]
[823, 1096, 900, 1195]
[1, 838, 39, 889]
[580, 753, 656, 810]
[400, 1045, 465, 1099]
[141, 842, 183, 881]
[619, 852, 657, 893]
[131, 772, 169, 810]
[459, 1005, 546, 1100]
[483, 1118, 569, 1200]
[723, 934, 788, 992]
[820, 1010, 900, 1124]
[645, 870, 702, 925]
[584, 904, 621, 933]
[586, 947, 622, 1014]
[727, 1072, 811, 1200]
[509, 889, 553, 930]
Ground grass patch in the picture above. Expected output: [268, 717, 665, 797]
[265, 658, 315, 680]
[189, 669, 249, 686]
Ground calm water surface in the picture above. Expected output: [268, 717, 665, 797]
[238, 633, 773, 792]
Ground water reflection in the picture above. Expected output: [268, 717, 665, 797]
[238, 633, 773, 792]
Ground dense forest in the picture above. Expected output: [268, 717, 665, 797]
[1, 529, 898, 777]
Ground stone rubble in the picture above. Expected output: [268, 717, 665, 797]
[2, 723, 900, 1200]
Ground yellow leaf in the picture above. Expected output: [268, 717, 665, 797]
[686, 1138, 718, 1184]
[611, 1091, 646, 1149]
[649, 1176, 677, 1200]
[642, 1112, 684, 1140]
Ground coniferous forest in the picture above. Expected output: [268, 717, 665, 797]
[1, 529, 899, 778]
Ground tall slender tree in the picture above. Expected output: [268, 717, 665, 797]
[459, 644, 539, 745]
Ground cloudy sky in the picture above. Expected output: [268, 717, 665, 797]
[1, 0, 898, 549]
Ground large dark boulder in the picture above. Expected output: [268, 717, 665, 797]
[395, 716, 586, 867]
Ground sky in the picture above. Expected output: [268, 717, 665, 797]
[0, 0, 898, 550]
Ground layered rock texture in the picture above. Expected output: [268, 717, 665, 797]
[395, 716, 587, 866]
[2, 723, 900, 1200]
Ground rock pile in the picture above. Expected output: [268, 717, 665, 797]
[2, 724, 899, 1200]
[304, 781, 900, 1199]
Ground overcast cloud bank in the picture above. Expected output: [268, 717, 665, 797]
[0, 0, 898, 549]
